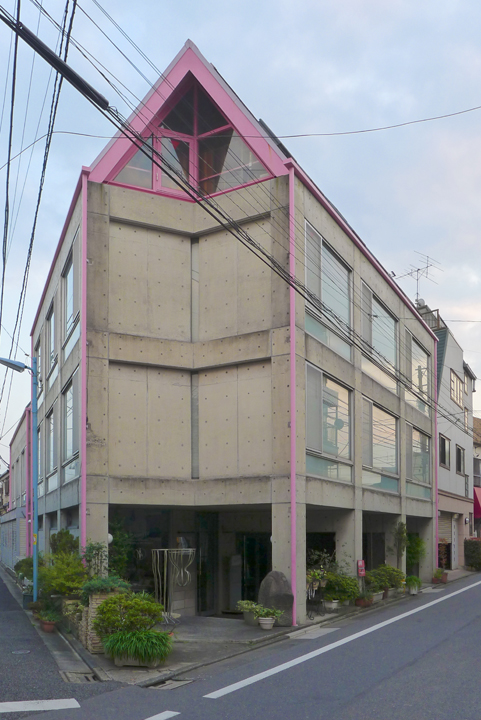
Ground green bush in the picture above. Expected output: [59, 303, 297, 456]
[14, 555, 45, 580]
[80, 575, 130, 606]
[50, 529, 79, 555]
[365, 571, 383, 593]
[324, 572, 359, 602]
[406, 534, 426, 572]
[102, 630, 172, 664]
[369, 564, 405, 590]
[93, 593, 164, 638]
[39, 553, 88, 596]
[108, 517, 134, 579]
[405, 575, 422, 590]
[81, 541, 108, 577]
[464, 538, 481, 570]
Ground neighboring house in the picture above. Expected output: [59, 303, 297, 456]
[473, 416, 481, 536]
[15, 41, 438, 622]
[0, 410, 29, 570]
[418, 303, 476, 568]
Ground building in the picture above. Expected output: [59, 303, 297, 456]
[0, 409, 29, 570]
[473, 416, 481, 536]
[14, 41, 438, 622]
[418, 303, 476, 567]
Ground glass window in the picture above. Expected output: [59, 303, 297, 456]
[456, 445, 465, 475]
[406, 425, 430, 484]
[35, 339, 42, 397]
[410, 335, 429, 400]
[46, 405, 57, 476]
[363, 399, 397, 475]
[64, 257, 74, 338]
[47, 306, 55, 372]
[199, 131, 268, 194]
[161, 137, 190, 189]
[464, 408, 469, 432]
[361, 283, 397, 374]
[114, 137, 153, 189]
[306, 365, 351, 460]
[451, 370, 463, 407]
[439, 434, 450, 468]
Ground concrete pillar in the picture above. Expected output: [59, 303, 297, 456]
[384, 514, 406, 571]
[86, 501, 108, 546]
[272, 499, 306, 625]
[335, 509, 359, 576]
[419, 517, 435, 582]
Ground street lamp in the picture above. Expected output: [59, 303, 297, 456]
[0, 357, 38, 601]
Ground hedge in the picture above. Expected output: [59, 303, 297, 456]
[464, 538, 481, 570]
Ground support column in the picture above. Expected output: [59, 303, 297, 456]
[336, 509, 359, 576]
[419, 517, 435, 582]
[272, 499, 306, 625]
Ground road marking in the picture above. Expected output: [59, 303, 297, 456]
[287, 627, 339, 640]
[144, 712, 180, 719]
[0, 699, 80, 713]
[205, 579, 481, 699]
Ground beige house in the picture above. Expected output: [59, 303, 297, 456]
[27, 41, 437, 622]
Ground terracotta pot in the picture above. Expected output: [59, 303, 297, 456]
[355, 598, 373, 608]
[40, 620, 56, 633]
[432, 573, 448, 584]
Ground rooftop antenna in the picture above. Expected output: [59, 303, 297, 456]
[395, 253, 443, 304]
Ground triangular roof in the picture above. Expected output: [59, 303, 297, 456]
[88, 40, 289, 185]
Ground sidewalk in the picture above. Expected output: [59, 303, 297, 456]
[2, 562, 477, 689]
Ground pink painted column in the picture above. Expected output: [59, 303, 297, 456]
[288, 165, 297, 625]
[434, 341, 439, 563]
[25, 406, 32, 557]
[80, 170, 88, 550]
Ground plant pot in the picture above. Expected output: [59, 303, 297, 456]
[113, 655, 163, 668]
[243, 611, 258, 627]
[408, 586, 418, 595]
[432, 573, 448, 584]
[355, 598, 373, 608]
[40, 620, 56, 633]
[372, 591, 384, 604]
[22, 593, 33, 609]
[258, 617, 275, 630]
[325, 600, 340, 613]
[382, 588, 396, 600]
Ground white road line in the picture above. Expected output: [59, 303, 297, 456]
[205, 579, 481, 699]
[144, 712, 180, 720]
[0, 699, 80, 713]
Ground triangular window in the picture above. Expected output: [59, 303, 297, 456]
[112, 81, 268, 196]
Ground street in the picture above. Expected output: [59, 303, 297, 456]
[2, 574, 481, 719]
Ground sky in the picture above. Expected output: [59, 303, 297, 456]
[0, 0, 480, 461]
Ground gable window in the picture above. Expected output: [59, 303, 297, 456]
[306, 364, 352, 481]
[305, 223, 351, 360]
[439, 434, 450, 468]
[362, 398, 398, 492]
[450, 370, 463, 408]
[456, 445, 465, 476]
[113, 81, 269, 196]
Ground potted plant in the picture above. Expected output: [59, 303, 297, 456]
[432, 567, 448, 584]
[365, 571, 383, 604]
[102, 629, 173, 668]
[39, 609, 62, 633]
[253, 606, 283, 630]
[324, 572, 359, 610]
[236, 600, 259, 627]
[405, 576, 422, 595]
[306, 568, 326, 589]
[355, 592, 373, 608]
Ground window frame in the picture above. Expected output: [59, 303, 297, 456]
[456, 444, 465, 476]
[450, 370, 464, 408]
[406, 423, 431, 485]
[439, 434, 450, 469]
[62, 370, 80, 484]
[362, 398, 399, 477]
[361, 282, 398, 381]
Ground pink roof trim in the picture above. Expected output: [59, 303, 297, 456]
[88, 42, 288, 184]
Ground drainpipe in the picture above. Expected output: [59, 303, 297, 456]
[80, 170, 88, 551]
[288, 164, 297, 625]
[25, 406, 31, 557]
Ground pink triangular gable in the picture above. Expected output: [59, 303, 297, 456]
[88, 40, 289, 184]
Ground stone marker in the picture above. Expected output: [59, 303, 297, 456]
[258, 570, 293, 626]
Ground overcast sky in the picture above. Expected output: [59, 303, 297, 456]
[0, 0, 480, 461]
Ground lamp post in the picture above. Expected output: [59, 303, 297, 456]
[0, 357, 38, 601]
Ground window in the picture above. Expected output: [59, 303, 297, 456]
[64, 256, 75, 338]
[451, 370, 463, 407]
[47, 305, 56, 372]
[35, 339, 42, 398]
[465, 475, 469, 498]
[406, 331, 429, 400]
[361, 283, 397, 370]
[464, 408, 469, 432]
[439, 434, 450, 468]
[464, 373, 469, 394]
[406, 425, 430, 484]
[456, 445, 465, 476]
[113, 82, 268, 196]
[306, 364, 351, 481]
[46, 403, 58, 492]
[305, 223, 351, 359]
[37, 423, 44, 498]
[63, 370, 79, 483]
[362, 399, 398, 479]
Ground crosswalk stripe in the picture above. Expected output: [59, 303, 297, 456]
[0, 699, 80, 713]
[144, 712, 180, 720]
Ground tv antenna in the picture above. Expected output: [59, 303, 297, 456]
[395, 252, 443, 303]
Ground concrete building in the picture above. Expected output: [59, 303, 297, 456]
[17, 41, 438, 622]
[0, 410, 29, 570]
[473, 417, 481, 536]
[419, 304, 476, 567]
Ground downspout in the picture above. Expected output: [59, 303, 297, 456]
[434, 341, 439, 563]
[80, 170, 88, 550]
[288, 164, 297, 625]
[25, 406, 31, 557]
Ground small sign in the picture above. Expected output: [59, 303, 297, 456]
[33, 534, 37, 545]
[357, 559, 365, 577]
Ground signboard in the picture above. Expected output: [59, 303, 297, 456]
[357, 559, 365, 577]
[33, 534, 37, 546]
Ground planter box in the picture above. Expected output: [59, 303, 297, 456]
[355, 598, 373, 608]
[432, 574, 448, 584]
[113, 655, 163, 668]
[325, 600, 340, 612]
[243, 611, 258, 627]
[372, 591, 384, 604]
[382, 588, 397, 600]
[408, 586, 418, 595]
[22, 593, 33, 609]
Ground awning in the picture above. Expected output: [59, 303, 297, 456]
[473, 487, 481, 519]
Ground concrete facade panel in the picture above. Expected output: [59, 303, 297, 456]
[108, 364, 147, 476]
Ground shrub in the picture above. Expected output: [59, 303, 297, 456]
[464, 538, 481, 570]
[406, 534, 426, 572]
[405, 575, 422, 590]
[39, 553, 88, 596]
[82, 541, 108, 577]
[14, 555, 45, 580]
[236, 600, 258, 613]
[50, 529, 79, 555]
[80, 575, 130, 606]
[369, 564, 405, 589]
[102, 630, 172, 664]
[365, 571, 383, 593]
[93, 593, 164, 637]
[324, 572, 359, 602]
[108, 517, 134, 579]
[253, 605, 284, 619]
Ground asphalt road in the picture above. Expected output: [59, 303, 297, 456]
[3, 574, 481, 719]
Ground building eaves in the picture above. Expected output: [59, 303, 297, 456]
[464, 361, 477, 381]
